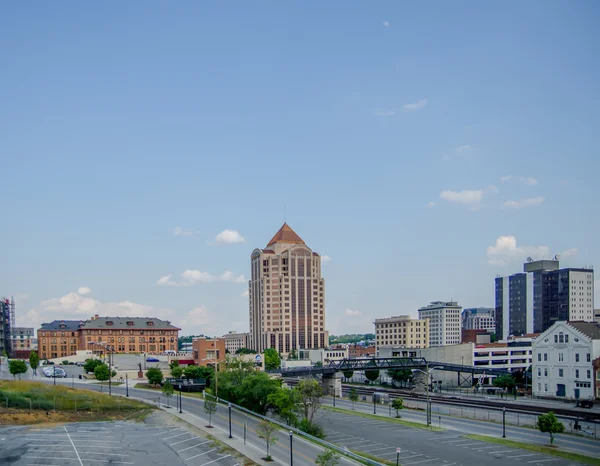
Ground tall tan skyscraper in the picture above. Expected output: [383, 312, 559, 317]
[249, 223, 328, 354]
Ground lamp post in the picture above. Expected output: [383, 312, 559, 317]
[502, 407, 506, 438]
[126, 373, 129, 397]
[228, 403, 232, 438]
[373, 394, 376, 414]
[333, 391, 336, 407]
[414, 365, 443, 427]
[53, 364, 56, 386]
[108, 346, 113, 396]
[179, 384, 182, 413]
[289, 431, 294, 466]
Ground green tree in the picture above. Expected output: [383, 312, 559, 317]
[264, 348, 281, 371]
[204, 396, 217, 427]
[238, 372, 281, 415]
[171, 366, 184, 378]
[94, 363, 110, 383]
[256, 418, 278, 461]
[314, 361, 323, 368]
[288, 349, 298, 360]
[146, 367, 164, 387]
[493, 374, 516, 391]
[235, 347, 255, 355]
[315, 449, 341, 466]
[388, 368, 413, 387]
[342, 370, 354, 381]
[162, 380, 174, 407]
[391, 398, 404, 417]
[537, 412, 564, 445]
[364, 359, 380, 383]
[83, 359, 104, 374]
[183, 365, 201, 379]
[296, 379, 323, 424]
[8, 360, 27, 379]
[348, 387, 359, 409]
[267, 388, 300, 426]
[29, 351, 40, 376]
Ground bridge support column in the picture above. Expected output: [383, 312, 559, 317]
[413, 371, 428, 393]
[321, 371, 342, 397]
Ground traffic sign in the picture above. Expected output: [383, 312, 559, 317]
[396, 448, 401, 453]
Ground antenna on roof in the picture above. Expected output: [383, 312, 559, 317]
[284, 204, 287, 223]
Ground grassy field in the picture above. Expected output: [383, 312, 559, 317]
[134, 383, 206, 400]
[0, 380, 152, 424]
[466, 434, 600, 466]
[324, 405, 444, 432]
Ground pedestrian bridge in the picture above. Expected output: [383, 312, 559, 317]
[275, 357, 509, 378]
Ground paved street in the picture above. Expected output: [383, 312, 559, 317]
[0, 420, 238, 466]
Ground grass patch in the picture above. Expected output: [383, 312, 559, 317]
[350, 449, 396, 465]
[324, 406, 443, 432]
[465, 434, 600, 466]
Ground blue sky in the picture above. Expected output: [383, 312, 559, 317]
[1, 2, 599, 336]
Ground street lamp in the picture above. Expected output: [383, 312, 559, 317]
[53, 364, 56, 386]
[179, 384, 183, 413]
[502, 407, 506, 438]
[228, 403, 232, 438]
[289, 431, 294, 466]
[413, 365, 443, 427]
[126, 373, 129, 397]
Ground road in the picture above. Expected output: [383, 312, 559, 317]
[321, 396, 600, 459]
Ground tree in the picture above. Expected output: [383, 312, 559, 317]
[264, 348, 281, 371]
[162, 380, 174, 407]
[314, 361, 323, 368]
[256, 418, 278, 461]
[171, 366, 184, 378]
[342, 370, 353, 382]
[288, 349, 298, 360]
[348, 387, 359, 409]
[8, 360, 27, 379]
[83, 358, 104, 374]
[315, 449, 341, 466]
[493, 374, 516, 391]
[296, 379, 323, 424]
[235, 347, 255, 355]
[29, 351, 40, 376]
[146, 367, 164, 387]
[268, 388, 300, 426]
[204, 397, 217, 427]
[183, 365, 201, 379]
[388, 368, 413, 388]
[238, 372, 281, 415]
[391, 398, 404, 417]
[94, 363, 110, 383]
[537, 412, 564, 445]
[364, 359, 380, 383]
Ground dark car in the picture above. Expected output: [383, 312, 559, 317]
[146, 357, 160, 363]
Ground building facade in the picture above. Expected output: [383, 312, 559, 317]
[249, 223, 328, 354]
[222, 332, 250, 354]
[462, 308, 495, 331]
[532, 321, 599, 400]
[496, 260, 594, 340]
[192, 337, 226, 367]
[37, 315, 180, 360]
[417, 301, 462, 347]
[348, 345, 376, 359]
[11, 327, 34, 351]
[374, 315, 429, 353]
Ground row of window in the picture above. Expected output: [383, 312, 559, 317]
[537, 367, 591, 379]
[537, 352, 591, 362]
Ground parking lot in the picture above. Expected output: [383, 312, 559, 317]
[0, 421, 240, 466]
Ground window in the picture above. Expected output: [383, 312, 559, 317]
[537, 353, 541, 362]
[544, 368, 548, 377]
[558, 369, 563, 378]
[575, 353, 579, 362]
[587, 354, 591, 362]
[558, 353, 563, 362]
[576, 369, 579, 378]
[544, 384, 548, 392]
[587, 370, 591, 379]
[554, 335, 558, 343]
[537, 368, 541, 376]
[544, 353, 547, 361]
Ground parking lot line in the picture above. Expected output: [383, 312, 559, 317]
[200, 455, 231, 466]
[25, 456, 79, 462]
[526, 460, 558, 463]
[162, 432, 189, 440]
[506, 454, 538, 459]
[402, 459, 437, 465]
[488, 450, 514, 454]
[361, 446, 391, 453]
[78, 460, 134, 464]
[64, 425, 84, 466]
[81, 452, 131, 457]
[71, 439, 121, 443]
[178, 441, 211, 453]
[186, 448, 217, 461]
[170, 437, 199, 446]
[155, 427, 182, 436]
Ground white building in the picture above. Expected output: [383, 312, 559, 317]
[374, 315, 429, 354]
[462, 308, 495, 331]
[222, 332, 250, 354]
[532, 321, 600, 400]
[299, 347, 348, 365]
[418, 301, 462, 347]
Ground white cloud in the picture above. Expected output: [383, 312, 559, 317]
[443, 144, 473, 161]
[172, 226, 193, 237]
[182, 269, 215, 283]
[455, 144, 471, 153]
[487, 184, 499, 194]
[558, 248, 578, 258]
[321, 255, 331, 264]
[158, 269, 246, 286]
[156, 275, 177, 286]
[77, 287, 91, 295]
[520, 176, 539, 186]
[374, 110, 396, 117]
[502, 196, 544, 209]
[402, 99, 428, 111]
[440, 189, 484, 206]
[383, 21, 389, 27]
[241, 289, 249, 298]
[487, 236, 551, 265]
[345, 309, 361, 316]
[500, 175, 512, 183]
[180, 306, 212, 328]
[426, 201, 436, 208]
[219, 270, 246, 283]
[215, 229, 245, 244]
[25, 290, 175, 334]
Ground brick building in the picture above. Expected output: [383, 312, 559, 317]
[37, 315, 180, 360]
[192, 337, 226, 367]
[348, 345, 376, 359]
[11, 327, 35, 351]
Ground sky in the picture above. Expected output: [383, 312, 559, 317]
[1, 2, 599, 337]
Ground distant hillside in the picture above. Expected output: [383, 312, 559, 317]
[329, 333, 375, 344]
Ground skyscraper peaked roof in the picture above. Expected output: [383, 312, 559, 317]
[266, 223, 305, 247]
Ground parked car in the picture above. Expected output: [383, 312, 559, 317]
[75, 361, 86, 366]
[146, 357, 159, 363]
[43, 367, 67, 378]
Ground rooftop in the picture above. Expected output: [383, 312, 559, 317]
[83, 316, 180, 330]
[39, 320, 82, 331]
[567, 321, 600, 340]
[266, 223, 305, 247]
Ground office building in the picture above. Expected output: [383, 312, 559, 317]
[11, 327, 34, 351]
[222, 331, 250, 354]
[418, 301, 462, 347]
[37, 315, 180, 360]
[532, 321, 599, 400]
[462, 308, 495, 331]
[192, 337, 226, 367]
[249, 223, 328, 354]
[0, 298, 11, 357]
[495, 259, 594, 339]
[374, 315, 429, 354]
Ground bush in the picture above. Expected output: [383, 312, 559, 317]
[62, 360, 70, 365]
[297, 419, 325, 439]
